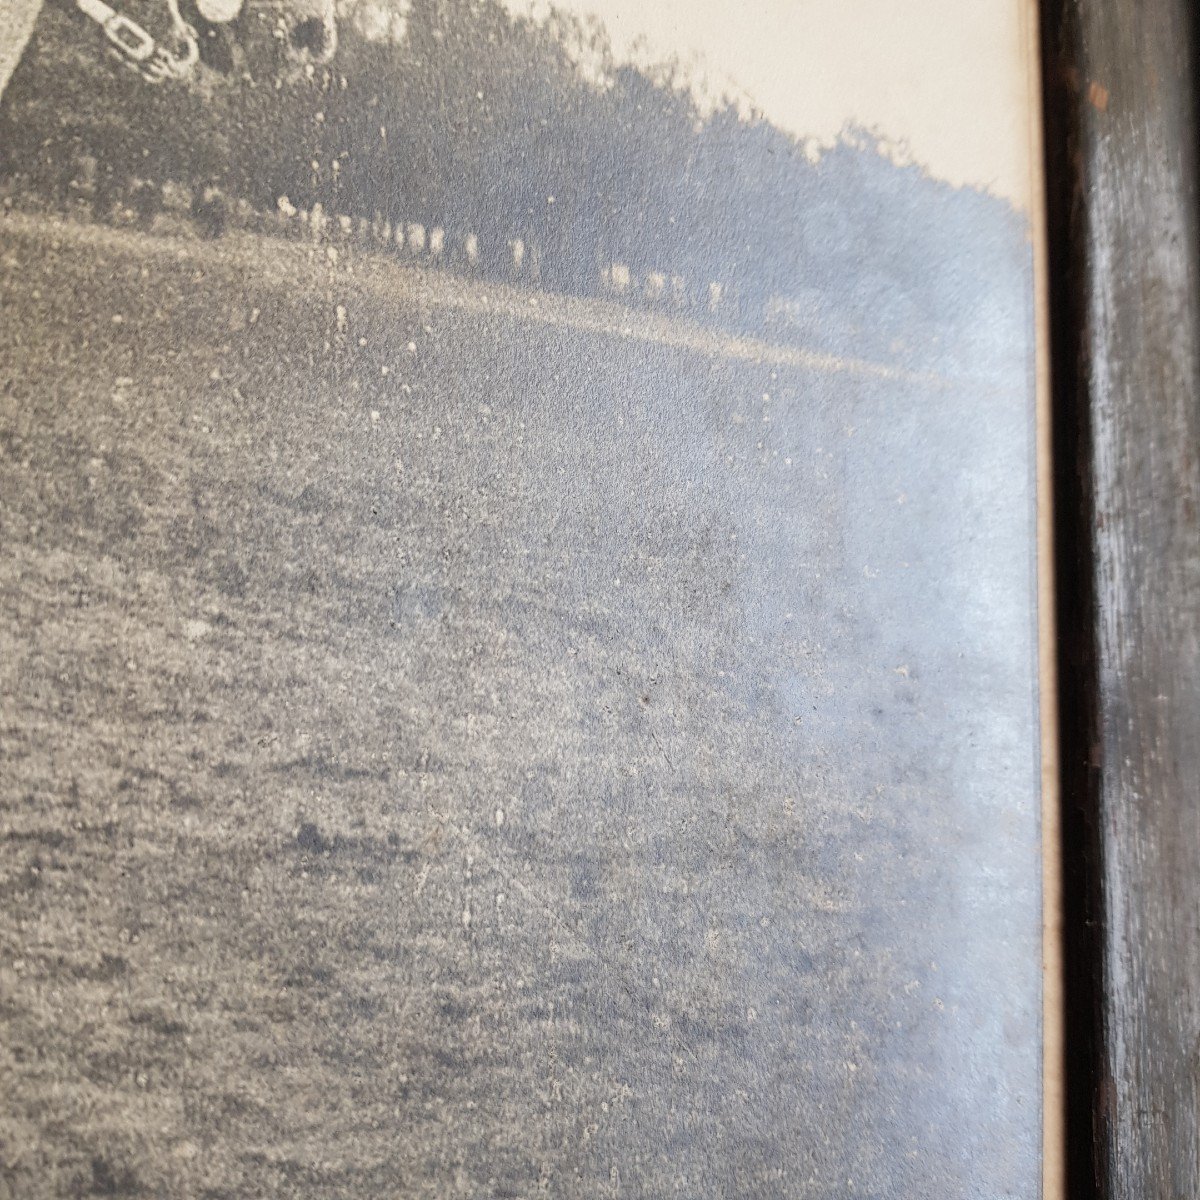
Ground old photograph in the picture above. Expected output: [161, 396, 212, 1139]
[1, 1, 1044, 1196]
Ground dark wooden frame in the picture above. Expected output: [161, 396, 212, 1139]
[1040, 1, 1200, 1196]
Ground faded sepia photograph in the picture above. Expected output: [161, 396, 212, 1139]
[1, 1, 1044, 1196]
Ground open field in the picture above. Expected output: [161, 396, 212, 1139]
[0, 213, 1040, 1198]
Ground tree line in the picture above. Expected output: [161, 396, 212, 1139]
[0, 0, 1027, 368]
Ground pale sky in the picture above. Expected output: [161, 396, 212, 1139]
[513, 0, 1036, 206]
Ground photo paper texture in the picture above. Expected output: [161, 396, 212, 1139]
[0, 1, 1045, 1194]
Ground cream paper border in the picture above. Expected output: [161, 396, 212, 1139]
[1021, 0, 1065, 1192]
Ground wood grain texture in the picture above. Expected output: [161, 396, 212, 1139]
[1040, 1, 1200, 1197]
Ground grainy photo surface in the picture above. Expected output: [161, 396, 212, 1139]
[0, 2, 1042, 1196]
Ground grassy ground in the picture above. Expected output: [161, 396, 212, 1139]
[0, 212, 1040, 1198]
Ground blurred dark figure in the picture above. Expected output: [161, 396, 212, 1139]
[49, 151, 76, 211]
[191, 180, 227, 239]
[131, 178, 163, 231]
[91, 162, 119, 222]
